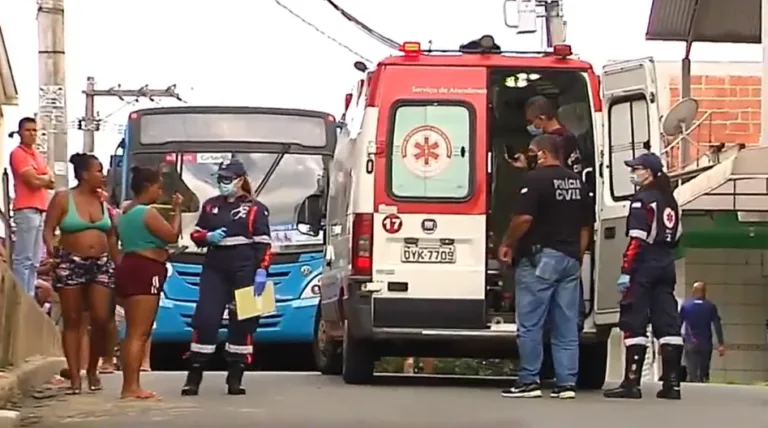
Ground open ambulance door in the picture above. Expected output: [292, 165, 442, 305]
[594, 58, 662, 326]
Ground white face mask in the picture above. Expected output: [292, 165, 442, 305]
[630, 168, 651, 186]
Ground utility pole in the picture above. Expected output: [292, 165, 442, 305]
[37, 0, 69, 188]
[80, 77, 183, 153]
[543, 0, 566, 47]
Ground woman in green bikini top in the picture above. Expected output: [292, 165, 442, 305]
[42, 153, 121, 395]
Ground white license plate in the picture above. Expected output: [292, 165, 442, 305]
[401, 245, 456, 264]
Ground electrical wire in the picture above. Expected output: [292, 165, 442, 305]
[273, 0, 373, 63]
[323, 0, 401, 50]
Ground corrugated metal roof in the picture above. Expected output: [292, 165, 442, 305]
[646, 0, 762, 44]
[0, 26, 19, 106]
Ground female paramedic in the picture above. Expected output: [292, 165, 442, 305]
[603, 152, 683, 401]
[181, 158, 272, 397]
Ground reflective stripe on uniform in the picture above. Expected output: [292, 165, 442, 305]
[658, 336, 683, 345]
[225, 343, 252, 354]
[218, 236, 272, 246]
[190, 343, 216, 354]
[628, 229, 648, 240]
[624, 336, 648, 346]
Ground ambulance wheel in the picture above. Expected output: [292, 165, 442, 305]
[313, 307, 342, 375]
[577, 340, 608, 390]
[341, 320, 374, 385]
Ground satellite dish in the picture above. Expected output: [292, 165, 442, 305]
[662, 98, 698, 137]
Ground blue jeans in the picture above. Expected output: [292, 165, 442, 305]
[516, 248, 581, 385]
[11, 209, 44, 296]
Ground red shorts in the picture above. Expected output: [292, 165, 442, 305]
[114, 253, 168, 298]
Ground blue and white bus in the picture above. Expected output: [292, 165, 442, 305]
[108, 106, 335, 366]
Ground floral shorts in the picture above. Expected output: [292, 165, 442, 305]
[53, 249, 114, 288]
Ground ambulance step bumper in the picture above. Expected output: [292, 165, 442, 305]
[372, 297, 486, 330]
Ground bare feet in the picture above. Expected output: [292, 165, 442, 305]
[120, 388, 160, 400]
[98, 359, 116, 374]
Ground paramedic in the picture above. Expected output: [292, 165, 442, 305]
[680, 281, 725, 383]
[181, 159, 272, 397]
[497, 134, 593, 399]
[603, 152, 683, 401]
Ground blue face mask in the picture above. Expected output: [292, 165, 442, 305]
[216, 176, 239, 196]
[527, 124, 543, 136]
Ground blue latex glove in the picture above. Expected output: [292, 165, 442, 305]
[206, 227, 227, 245]
[616, 274, 630, 293]
[254, 268, 268, 296]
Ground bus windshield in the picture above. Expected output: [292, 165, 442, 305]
[130, 152, 325, 252]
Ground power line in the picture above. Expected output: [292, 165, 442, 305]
[323, 0, 401, 50]
[273, 0, 373, 63]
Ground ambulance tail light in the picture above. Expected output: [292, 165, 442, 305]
[552, 44, 573, 58]
[400, 41, 422, 57]
[344, 93, 353, 112]
[351, 213, 374, 276]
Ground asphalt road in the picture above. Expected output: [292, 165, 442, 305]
[23, 372, 768, 428]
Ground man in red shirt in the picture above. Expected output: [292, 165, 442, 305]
[9, 117, 55, 296]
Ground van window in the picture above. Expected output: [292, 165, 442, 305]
[608, 98, 649, 200]
[388, 103, 472, 200]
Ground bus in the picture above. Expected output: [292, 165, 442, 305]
[108, 106, 336, 366]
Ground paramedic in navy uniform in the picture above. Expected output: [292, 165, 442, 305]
[180, 158, 272, 396]
[603, 152, 684, 401]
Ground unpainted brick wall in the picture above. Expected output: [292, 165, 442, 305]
[667, 75, 761, 170]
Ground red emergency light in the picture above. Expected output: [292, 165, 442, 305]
[552, 44, 573, 58]
[400, 41, 421, 57]
[344, 93, 353, 112]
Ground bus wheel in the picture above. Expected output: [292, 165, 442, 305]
[341, 320, 374, 385]
[577, 340, 608, 390]
[313, 307, 342, 375]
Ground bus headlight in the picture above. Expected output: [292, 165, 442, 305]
[300, 275, 321, 299]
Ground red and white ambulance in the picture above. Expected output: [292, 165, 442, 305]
[296, 35, 663, 387]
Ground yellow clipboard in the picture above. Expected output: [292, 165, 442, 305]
[234, 281, 276, 320]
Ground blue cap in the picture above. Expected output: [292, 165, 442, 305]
[216, 158, 247, 178]
[624, 152, 663, 175]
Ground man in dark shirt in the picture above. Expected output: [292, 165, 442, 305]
[514, 95, 584, 174]
[680, 281, 725, 383]
[498, 134, 593, 400]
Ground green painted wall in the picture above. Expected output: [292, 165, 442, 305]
[681, 212, 768, 250]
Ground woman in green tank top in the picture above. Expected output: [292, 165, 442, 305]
[114, 166, 182, 400]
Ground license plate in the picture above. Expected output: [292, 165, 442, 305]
[401, 245, 456, 264]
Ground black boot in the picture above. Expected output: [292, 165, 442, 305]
[226, 362, 246, 395]
[181, 363, 204, 396]
[656, 344, 682, 400]
[603, 344, 646, 399]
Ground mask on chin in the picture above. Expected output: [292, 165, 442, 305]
[526, 124, 543, 136]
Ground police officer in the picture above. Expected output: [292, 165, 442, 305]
[603, 152, 683, 401]
[498, 134, 593, 399]
[180, 158, 271, 396]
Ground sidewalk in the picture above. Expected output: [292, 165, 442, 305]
[0, 356, 65, 428]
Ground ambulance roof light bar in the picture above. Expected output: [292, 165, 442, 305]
[400, 41, 422, 57]
[552, 44, 573, 58]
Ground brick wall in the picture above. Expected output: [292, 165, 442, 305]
[667, 74, 762, 170]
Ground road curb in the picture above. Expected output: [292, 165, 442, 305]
[0, 357, 66, 428]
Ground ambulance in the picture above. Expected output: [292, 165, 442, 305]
[295, 35, 663, 387]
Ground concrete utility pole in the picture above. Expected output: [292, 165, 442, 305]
[80, 77, 183, 153]
[37, 0, 69, 188]
[543, 0, 566, 46]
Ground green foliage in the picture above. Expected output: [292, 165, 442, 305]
[375, 357, 516, 376]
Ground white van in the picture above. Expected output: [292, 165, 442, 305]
[295, 36, 663, 387]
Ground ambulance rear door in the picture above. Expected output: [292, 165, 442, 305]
[595, 57, 662, 326]
[370, 64, 488, 331]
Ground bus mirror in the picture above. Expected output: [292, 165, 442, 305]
[296, 194, 324, 236]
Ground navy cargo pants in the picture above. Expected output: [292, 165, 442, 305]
[188, 265, 260, 364]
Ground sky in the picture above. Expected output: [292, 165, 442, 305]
[0, 0, 764, 171]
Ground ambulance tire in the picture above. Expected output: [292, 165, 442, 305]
[313, 306, 342, 375]
[341, 320, 375, 385]
[577, 340, 608, 390]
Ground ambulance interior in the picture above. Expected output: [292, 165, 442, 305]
[486, 69, 596, 320]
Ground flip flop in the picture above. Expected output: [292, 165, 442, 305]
[140, 367, 152, 372]
[87, 374, 103, 392]
[65, 386, 82, 395]
[120, 390, 160, 400]
[98, 366, 115, 374]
